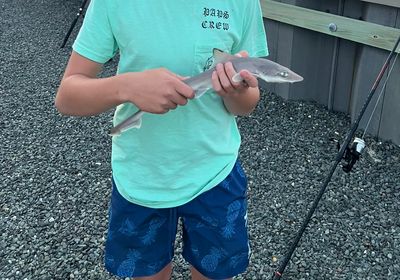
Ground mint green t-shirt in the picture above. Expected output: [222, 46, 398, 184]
[73, 0, 268, 208]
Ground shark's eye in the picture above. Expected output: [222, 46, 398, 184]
[279, 71, 289, 77]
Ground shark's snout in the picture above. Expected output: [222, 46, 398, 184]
[290, 73, 304, 83]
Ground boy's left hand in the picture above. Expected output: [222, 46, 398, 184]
[211, 51, 259, 97]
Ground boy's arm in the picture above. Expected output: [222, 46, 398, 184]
[55, 52, 122, 116]
[55, 51, 194, 116]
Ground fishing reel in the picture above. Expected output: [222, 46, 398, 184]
[330, 136, 366, 172]
[341, 137, 366, 173]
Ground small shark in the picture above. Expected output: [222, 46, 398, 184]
[109, 49, 303, 136]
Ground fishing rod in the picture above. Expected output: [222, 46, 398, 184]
[60, 0, 90, 48]
[272, 32, 400, 280]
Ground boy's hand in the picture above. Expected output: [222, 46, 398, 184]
[211, 51, 259, 97]
[118, 68, 195, 114]
[210, 50, 261, 116]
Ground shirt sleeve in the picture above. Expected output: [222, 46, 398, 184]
[72, 0, 118, 63]
[232, 0, 269, 58]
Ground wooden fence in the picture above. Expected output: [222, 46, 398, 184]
[260, 0, 400, 145]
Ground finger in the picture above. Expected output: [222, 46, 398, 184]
[163, 100, 178, 110]
[241, 80, 250, 88]
[224, 62, 242, 89]
[174, 78, 195, 99]
[211, 70, 227, 96]
[240, 70, 258, 88]
[164, 71, 194, 99]
[170, 93, 189, 106]
[235, 50, 249, 58]
[216, 63, 234, 92]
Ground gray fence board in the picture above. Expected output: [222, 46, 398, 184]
[331, 40, 356, 113]
[331, 0, 363, 113]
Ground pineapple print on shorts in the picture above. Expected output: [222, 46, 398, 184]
[118, 217, 138, 236]
[235, 162, 246, 179]
[191, 245, 200, 258]
[188, 215, 219, 232]
[221, 200, 242, 239]
[201, 247, 227, 273]
[221, 176, 232, 190]
[229, 252, 249, 269]
[140, 217, 166, 245]
[105, 255, 116, 270]
[117, 249, 142, 277]
[147, 260, 166, 276]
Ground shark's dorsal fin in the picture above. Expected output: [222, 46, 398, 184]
[212, 48, 236, 65]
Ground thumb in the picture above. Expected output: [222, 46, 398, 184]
[235, 50, 249, 58]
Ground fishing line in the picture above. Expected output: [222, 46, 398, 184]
[362, 51, 399, 139]
[271, 33, 400, 280]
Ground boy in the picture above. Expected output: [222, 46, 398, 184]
[55, 0, 268, 279]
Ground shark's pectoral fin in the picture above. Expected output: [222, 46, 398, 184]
[108, 130, 121, 137]
[128, 117, 142, 129]
[109, 115, 143, 136]
[232, 73, 244, 83]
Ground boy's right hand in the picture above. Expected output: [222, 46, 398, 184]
[117, 68, 195, 114]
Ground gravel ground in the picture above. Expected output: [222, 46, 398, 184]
[1, 0, 399, 279]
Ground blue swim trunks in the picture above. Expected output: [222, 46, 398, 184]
[104, 161, 249, 279]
